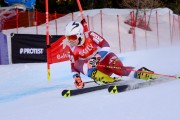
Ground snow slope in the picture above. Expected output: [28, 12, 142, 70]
[0, 46, 180, 120]
[1, 8, 180, 120]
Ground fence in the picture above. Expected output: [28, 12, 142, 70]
[2, 10, 65, 34]
[2, 8, 180, 58]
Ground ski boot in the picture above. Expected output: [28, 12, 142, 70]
[89, 69, 115, 85]
[134, 67, 157, 80]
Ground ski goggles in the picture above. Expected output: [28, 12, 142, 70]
[66, 35, 77, 41]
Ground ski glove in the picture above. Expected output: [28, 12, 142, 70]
[87, 54, 101, 69]
[73, 74, 84, 89]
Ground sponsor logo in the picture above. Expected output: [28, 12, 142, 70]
[90, 32, 103, 43]
[19, 48, 44, 54]
[109, 56, 117, 64]
[57, 53, 69, 59]
[79, 44, 93, 56]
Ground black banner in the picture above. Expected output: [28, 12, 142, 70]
[11, 33, 62, 63]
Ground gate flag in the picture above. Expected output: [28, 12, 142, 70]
[48, 36, 70, 64]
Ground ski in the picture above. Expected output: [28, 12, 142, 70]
[108, 85, 129, 94]
[108, 75, 178, 94]
[62, 80, 122, 97]
[62, 75, 179, 96]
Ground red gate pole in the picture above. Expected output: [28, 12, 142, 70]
[171, 15, 175, 44]
[169, 11, 172, 44]
[72, 12, 74, 21]
[156, 10, 159, 47]
[131, 11, 136, 51]
[87, 15, 90, 30]
[16, 8, 19, 33]
[179, 15, 180, 41]
[76, 0, 88, 31]
[144, 10, 147, 49]
[100, 10, 103, 37]
[54, 11, 58, 35]
[35, 9, 38, 34]
[117, 15, 121, 53]
[45, 0, 50, 80]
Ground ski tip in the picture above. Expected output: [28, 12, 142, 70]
[62, 90, 71, 97]
[108, 85, 128, 94]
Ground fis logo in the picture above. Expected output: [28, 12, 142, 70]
[19, 48, 44, 54]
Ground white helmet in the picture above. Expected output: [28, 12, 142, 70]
[65, 21, 85, 46]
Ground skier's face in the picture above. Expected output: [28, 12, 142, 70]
[66, 35, 79, 46]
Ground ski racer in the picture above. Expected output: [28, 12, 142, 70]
[64, 20, 156, 89]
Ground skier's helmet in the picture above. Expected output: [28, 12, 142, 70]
[65, 21, 85, 46]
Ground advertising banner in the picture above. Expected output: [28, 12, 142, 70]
[11, 33, 63, 63]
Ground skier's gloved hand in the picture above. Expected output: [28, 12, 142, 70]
[87, 54, 101, 68]
[73, 73, 84, 89]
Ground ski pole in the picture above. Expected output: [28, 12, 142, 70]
[84, 81, 95, 84]
[84, 80, 101, 85]
[76, 0, 89, 32]
[97, 64, 180, 79]
[83, 76, 123, 86]
[76, 0, 85, 20]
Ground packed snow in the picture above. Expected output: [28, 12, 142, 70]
[0, 8, 180, 120]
